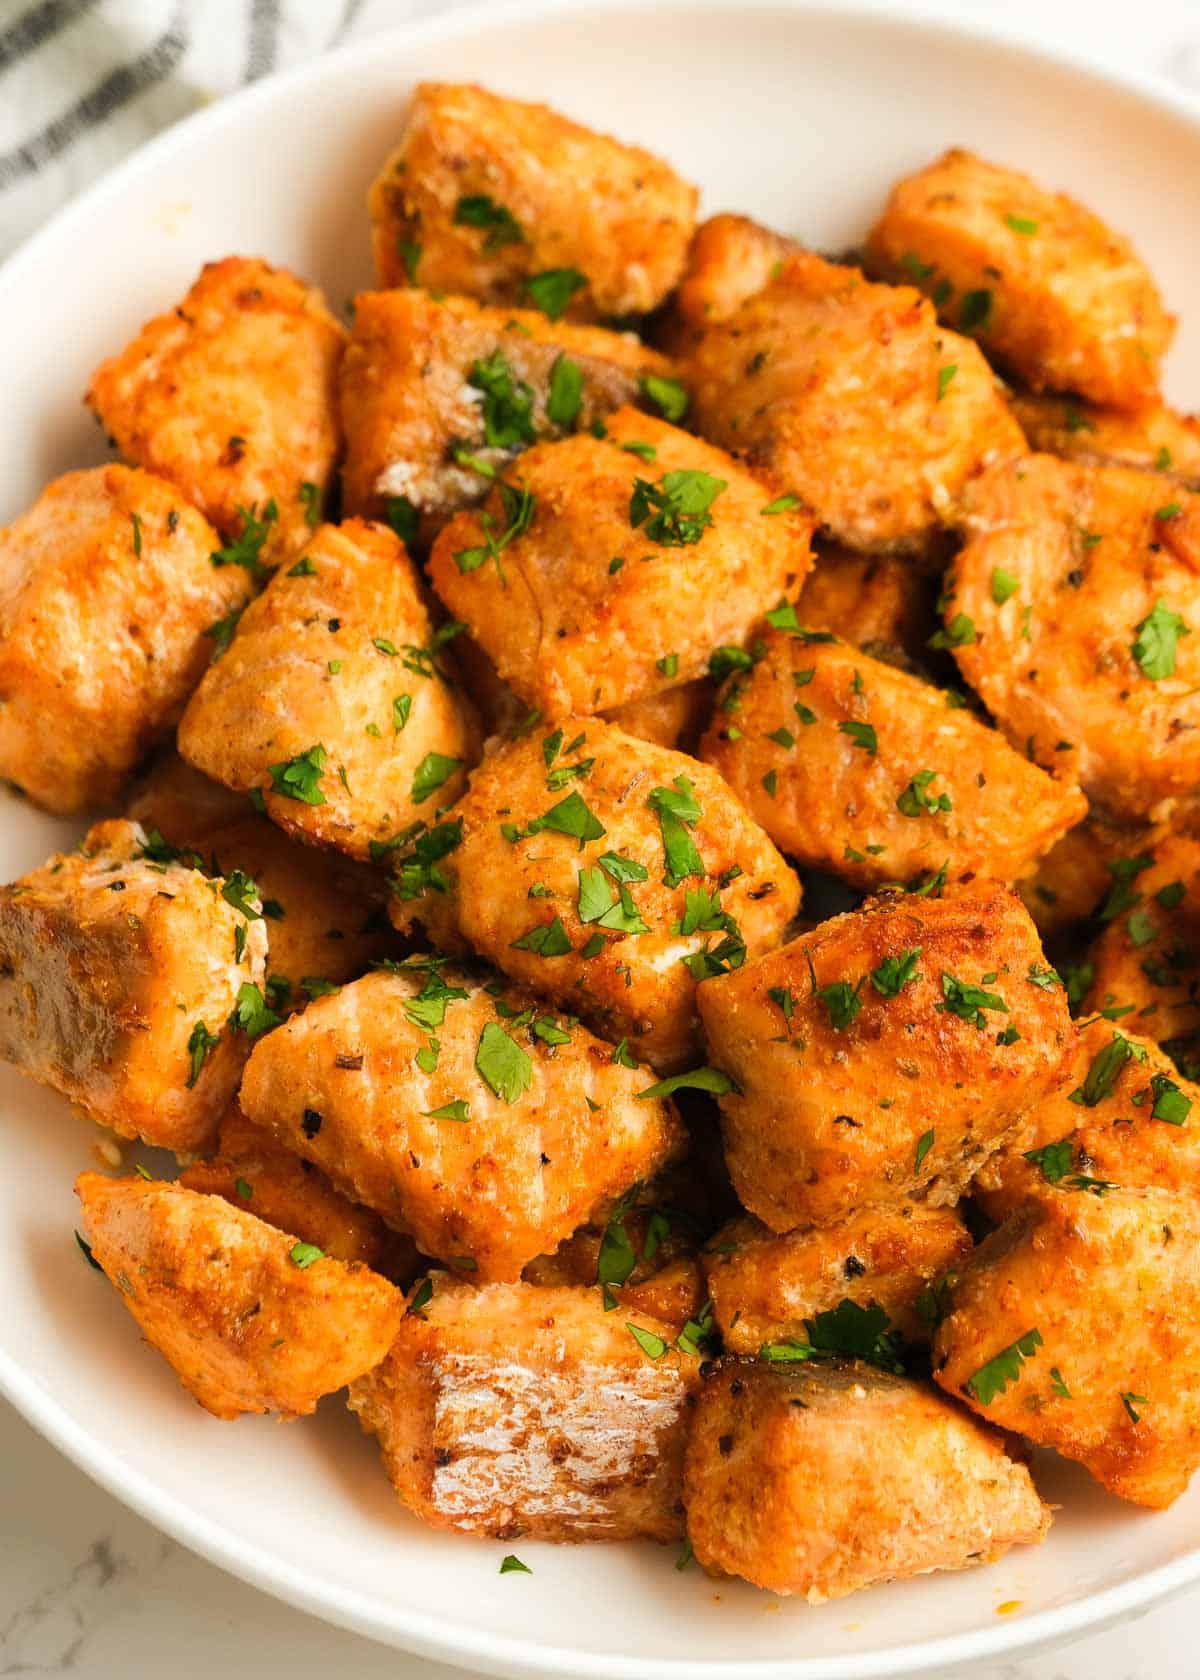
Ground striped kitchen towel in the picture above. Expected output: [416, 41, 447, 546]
[0, 0, 462, 260]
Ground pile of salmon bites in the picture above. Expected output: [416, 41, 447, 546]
[5, 84, 1200, 1604]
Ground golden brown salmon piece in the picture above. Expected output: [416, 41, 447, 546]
[340, 289, 676, 527]
[178, 519, 478, 863]
[347, 1277, 698, 1540]
[368, 82, 696, 318]
[0, 820, 266, 1153]
[696, 883, 1074, 1231]
[1081, 831, 1200, 1050]
[704, 1205, 971, 1355]
[87, 257, 345, 563]
[684, 1359, 1049, 1599]
[1009, 390, 1200, 488]
[669, 213, 795, 331]
[126, 753, 391, 1001]
[179, 1104, 420, 1280]
[77, 1172, 401, 1420]
[699, 634, 1085, 891]
[796, 544, 935, 664]
[1015, 810, 1147, 939]
[0, 466, 241, 814]
[935, 1185, 1200, 1508]
[682, 250, 1025, 555]
[972, 1022, 1200, 1224]
[428, 406, 812, 721]
[947, 455, 1200, 821]
[239, 962, 686, 1281]
[390, 719, 799, 1072]
[866, 149, 1174, 409]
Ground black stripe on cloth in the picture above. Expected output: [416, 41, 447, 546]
[0, 7, 189, 192]
[245, 0, 280, 82]
[0, 0, 101, 77]
[334, 0, 368, 42]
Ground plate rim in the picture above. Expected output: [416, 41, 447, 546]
[4, 0, 1200, 1672]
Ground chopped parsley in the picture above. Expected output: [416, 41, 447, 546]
[523, 267, 587, 320]
[467, 349, 535, 450]
[761, 493, 800, 515]
[1004, 214, 1039, 235]
[1132, 598, 1189, 680]
[453, 193, 524, 248]
[185, 1020, 219, 1088]
[870, 947, 922, 997]
[991, 567, 1019, 604]
[914, 1128, 935, 1173]
[646, 776, 704, 885]
[229, 981, 282, 1041]
[475, 1020, 533, 1103]
[1069, 1031, 1147, 1107]
[938, 973, 1008, 1029]
[965, 1328, 1043, 1404]
[627, 1322, 669, 1360]
[423, 1100, 471, 1123]
[929, 612, 976, 649]
[1150, 1071, 1191, 1125]
[640, 374, 689, 423]
[896, 768, 950, 817]
[411, 752, 462, 805]
[629, 469, 725, 546]
[499, 1554, 532, 1575]
[453, 479, 535, 578]
[959, 288, 993, 333]
[546, 354, 583, 428]
[210, 500, 277, 582]
[838, 720, 876, 755]
[936, 364, 957, 402]
[636, 1066, 737, 1101]
[268, 745, 327, 805]
[289, 1241, 324, 1270]
[512, 916, 573, 956]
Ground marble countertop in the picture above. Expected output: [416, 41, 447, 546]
[5, 1, 1200, 1676]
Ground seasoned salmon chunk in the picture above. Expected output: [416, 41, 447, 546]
[0, 466, 242, 814]
[1009, 390, 1200, 488]
[700, 633, 1085, 891]
[348, 1277, 698, 1540]
[239, 962, 686, 1279]
[947, 456, 1200, 820]
[1081, 831, 1200, 1054]
[368, 82, 696, 317]
[87, 257, 345, 562]
[669, 212, 796, 332]
[427, 406, 813, 720]
[696, 883, 1074, 1230]
[126, 753, 391, 1001]
[180, 1104, 419, 1280]
[77, 1172, 401, 1420]
[866, 149, 1174, 408]
[0, 820, 266, 1153]
[972, 1021, 1200, 1224]
[795, 545, 934, 664]
[681, 250, 1025, 554]
[704, 1205, 971, 1355]
[390, 720, 800, 1072]
[178, 519, 478, 862]
[340, 289, 676, 526]
[934, 1185, 1200, 1507]
[1016, 811, 1147, 939]
[683, 1360, 1049, 1599]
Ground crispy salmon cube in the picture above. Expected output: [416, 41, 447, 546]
[452, 634, 712, 751]
[683, 1359, 1049, 1599]
[947, 455, 1200, 820]
[0, 820, 266, 1153]
[347, 1277, 698, 1540]
[239, 962, 686, 1280]
[390, 719, 800, 1072]
[705, 1205, 971, 1355]
[76, 1172, 401, 1420]
[681, 250, 1025, 555]
[339, 289, 677, 527]
[934, 1184, 1200, 1507]
[367, 82, 696, 317]
[1080, 831, 1200, 1054]
[126, 753, 391, 1000]
[696, 882, 1074, 1231]
[1016, 811, 1145, 939]
[699, 633, 1085, 891]
[795, 544, 935, 665]
[427, 406, 813, 721]
[1009, 390, 1200, 488]
[178, 519, 478, 863]
[669, 213, 796, 333]
[973, 1021, 1200, 1224]
[865, 149, 1174, 409]
[0, 466, 242, 814]
[179, 1104, 419, 1280]
[87, 257, 345, 563]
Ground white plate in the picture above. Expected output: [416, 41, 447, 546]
[2, 2, 1200, 1674]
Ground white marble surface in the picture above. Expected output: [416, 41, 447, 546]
[6, 1, 1200, 1677]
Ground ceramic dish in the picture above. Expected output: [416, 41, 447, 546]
[3, 2, 1200, 1674]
